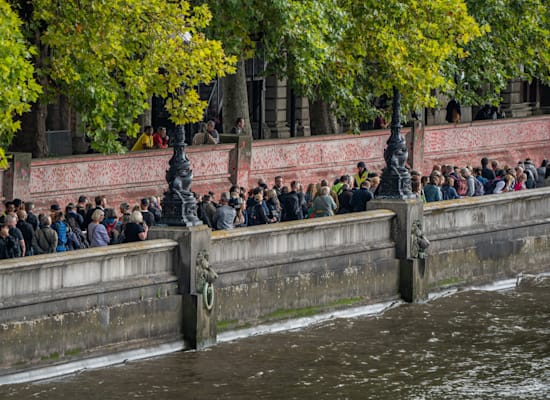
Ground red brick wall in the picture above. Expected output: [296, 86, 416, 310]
[13, 115, 550, 213]
[28, 145, 235, 212]
[422, 116, 550, 173]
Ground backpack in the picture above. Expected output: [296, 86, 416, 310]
[454, 175, 468, 196]
[66, 215, 89, 248]
[281, 192, 302, 221]
[473, 178, 485, 196]
[67, 229, 83, 250]
[247, 204, 262, 226]
[8, 235, 21, 258]
[485, 178, 500, 195]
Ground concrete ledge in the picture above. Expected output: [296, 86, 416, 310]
[0, 238, 183, 374]
[0, 240, 178, 300]
[211, 210, 395, 267]
[0, 239, 178, 271]
[424, 187, 550, 238]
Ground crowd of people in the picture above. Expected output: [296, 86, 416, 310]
[417, 157, 548, 202]
[196, 157, 549, 230]
[0, 195, 158, 259]
[2, 156, 548, 259]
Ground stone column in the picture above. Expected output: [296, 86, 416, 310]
[295, 96, 311, 137]
[265, 77, 290, 138]
[149, 225, 217, 349]
[407, 120, 424, 173]
[233, 135, 252, 188]
[2, 152, 32, 201]
[369, 198, 429, 302]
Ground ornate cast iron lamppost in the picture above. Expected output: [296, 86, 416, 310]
[160, 125, 202, 226]
[376, 87, 416, 199]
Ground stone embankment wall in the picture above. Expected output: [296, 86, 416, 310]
[210, 211, 399, 327]
[0, 240, 182, 375]
[210, 187, 550, 328]
[2, 188, 550, 377]
[424, 188, 550, 288]
[2, 116, 550, 212]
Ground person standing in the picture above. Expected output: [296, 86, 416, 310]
[230, 117, 245, 135]
[280, 181, 304, 221]
[205, 120, 220, 143]
[139, 198, 156, 227]
[16, 210, 35, 256]
[122, 211, 149, 243]
[351, 180, 374, 212]
[354, 162, 368, 188]
[423, 174, 442, 203]
[0, 221, 20, 259]
[32, 215, 58, 254]
[5, 214, 24, 257]
[310, 186, 337, 218]
[213, 192, 236, 230]
[87, 209, 110, 247]
[153, 127, 169, 149]
[131, 125, 155, 151]
[192, 120, 219, 145]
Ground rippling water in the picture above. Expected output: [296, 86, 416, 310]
[1, 277, 549, 399]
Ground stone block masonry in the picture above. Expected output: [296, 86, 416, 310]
[3, 182, 550, 381]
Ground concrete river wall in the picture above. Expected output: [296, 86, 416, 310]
[2, 188, 550, 379]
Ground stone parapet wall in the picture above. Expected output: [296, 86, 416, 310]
[209, 188, 550, 328]
[27, 144, 234, 211]
[248, 131, 396, 189]
[0, 240, 183, 374]
[424, 187, 550, 288]
[210, 211, 400, 327]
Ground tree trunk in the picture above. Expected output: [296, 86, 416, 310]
[222, 58, 250, 135]
[309, 100, 338, 135]
[32, 102, 48, 158]
[32, 30, 50, 158]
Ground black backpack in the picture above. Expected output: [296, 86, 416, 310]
[248, 204, 262, 226]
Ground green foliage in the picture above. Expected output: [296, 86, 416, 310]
[262, 0, 349, 97]
[328, 0, 483, 126]
[34, 0, 235, 153]
[205, 0, 348, 94]
[0, 0, 41, 168]
[206, 0, 486, 128]
[449, 0, 550, 106]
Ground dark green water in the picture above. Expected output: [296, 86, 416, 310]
[1, 279, 549, 399]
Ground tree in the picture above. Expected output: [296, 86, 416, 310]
[322, 0, 483, 129]
[449, 0, 550, 106]
[204, 0, 348, 135]
[0, 0, 40, 168]
[12, 0, 234, 157]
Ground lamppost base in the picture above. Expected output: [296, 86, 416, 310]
[376, 168, 415, 200]
[160, 195, 202, 227]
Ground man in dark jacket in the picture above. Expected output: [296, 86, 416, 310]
[351, 181, 374, 212]
[280, 181, 303, 221]
[338, 184, 354, 214]
[16, 210, 35, 256]
[0, 221, 20, 259]
[481, 157, 496, 181]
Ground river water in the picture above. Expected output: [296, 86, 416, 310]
[1, 276, 549, 400]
